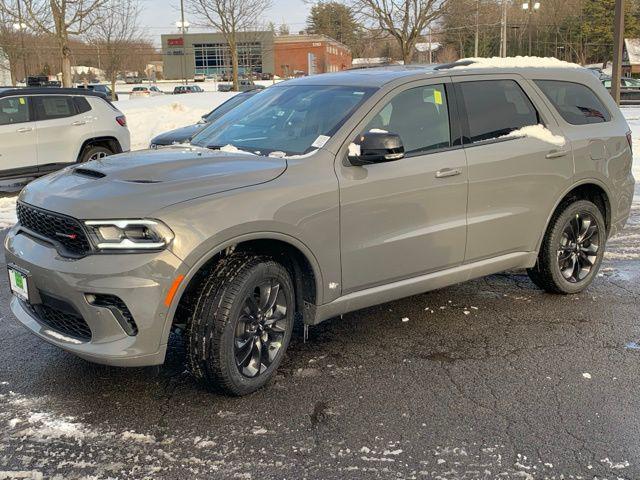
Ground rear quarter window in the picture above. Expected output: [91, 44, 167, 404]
[534, 80, 611, 125]
[73, 97, 92, 114]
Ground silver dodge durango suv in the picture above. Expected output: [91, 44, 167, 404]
[5, 61, 634, 396]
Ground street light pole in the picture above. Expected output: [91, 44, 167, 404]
[16, 0, 28, 81]
[611, 0, 625, 105]
[500, 0, 508, 57]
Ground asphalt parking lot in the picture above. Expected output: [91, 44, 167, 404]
[0, 187, 639, 480]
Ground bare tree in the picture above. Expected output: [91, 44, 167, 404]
[0, 0, 108, 87]
[186, 0, 272, 91]
[0, 9, 23, 84]
[351, 0, 447, 64]
[87, 0, 141, 99]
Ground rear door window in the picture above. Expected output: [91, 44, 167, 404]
[361, 84, 451, 155]
[0, 96, 30, 125]
[457, 79, 539, 143]
[33, 96, 77, 120]
[534, 80, 610, 124]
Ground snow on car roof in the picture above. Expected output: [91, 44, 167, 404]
[452, 56, 583, 70]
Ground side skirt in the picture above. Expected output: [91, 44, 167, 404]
[311, 251, 537, 325]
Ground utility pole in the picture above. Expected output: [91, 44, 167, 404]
[428, 28, 433, 64]
[500, 0, 508, 57]
[180, 0, 187, 85]
[611, 0, 625, 104]
[474, 0, 480, 57]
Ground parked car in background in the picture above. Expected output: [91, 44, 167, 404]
[194, 74, 206, 82]
[76, 84, 118, 101]
[149, 90, 261, 148]
[4, 62, 633, 397]
[173, 85, 204, 94]
[601, 76, 640, 105]
[217, 79, 265, 92]
[0, 88, 129, 179]
[124, 76, 142, 84]
[602, 76, 640, 89]
[130, 86, 163, 98]
[26, 75, 61, 88]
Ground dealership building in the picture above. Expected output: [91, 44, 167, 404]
[161, 31, 352, 80]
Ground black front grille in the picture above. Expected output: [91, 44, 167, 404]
[27, 294, 92, 341]
[17, 202, 91, 257]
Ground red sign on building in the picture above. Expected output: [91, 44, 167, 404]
[167, 38, 184, 46]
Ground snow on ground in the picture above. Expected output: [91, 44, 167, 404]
[622, 106, 640, 179]
[0, 197, 17, 228]
[114, 91, 238, 150]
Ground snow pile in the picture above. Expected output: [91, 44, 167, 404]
[501, 124, 566, 146]
[0, 196, 17, 228]
[622, 106, 640, 178]
[455, 56, 583, 70]
[115, 91, 238, 150]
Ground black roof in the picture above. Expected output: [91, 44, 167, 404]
[0, 87, 109, 100]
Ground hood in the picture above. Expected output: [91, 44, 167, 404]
[20, 146, 287, 219]
[150, 123, 205, 146]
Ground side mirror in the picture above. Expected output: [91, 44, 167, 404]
[348, 131, 405, 166]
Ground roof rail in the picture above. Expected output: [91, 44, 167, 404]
[434, 60, 476, 70]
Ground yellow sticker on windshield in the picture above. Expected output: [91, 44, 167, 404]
[434, 90, 443, 105]
[18, 97, 25, 105]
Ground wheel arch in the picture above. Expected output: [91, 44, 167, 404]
[165, 233, 324, 341]
[536, 180, 612, 253]
[75, 136, 123, 162]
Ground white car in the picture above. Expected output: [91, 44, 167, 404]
[0, 88, 130, 179]
[129, 86, 163, 98]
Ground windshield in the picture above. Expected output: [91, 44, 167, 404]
[191, 85, 376, 155]
[204, 93, 256, 123]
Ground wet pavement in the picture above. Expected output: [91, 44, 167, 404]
[0, 188, 639, 480]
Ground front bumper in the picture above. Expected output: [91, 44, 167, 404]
[4, 226, 185, 366]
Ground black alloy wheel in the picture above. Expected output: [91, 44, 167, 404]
[234, 279, 289, 378]
[557, 211, 600, 283]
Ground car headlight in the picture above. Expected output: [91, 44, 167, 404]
[84, 219, 174, 251]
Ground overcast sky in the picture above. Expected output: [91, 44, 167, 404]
[139, 0, 311, 44]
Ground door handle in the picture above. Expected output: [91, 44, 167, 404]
[435, 168, 462, 178]
[72, 120, 86, 126]
[16, 127, 32, 133]
[545, 149, 569, 159]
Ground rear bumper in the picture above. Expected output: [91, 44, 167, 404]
[4, 226, 184, 366]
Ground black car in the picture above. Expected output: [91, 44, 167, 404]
[149, 90, 260, 147]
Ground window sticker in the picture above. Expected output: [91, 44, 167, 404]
[312, 135, 330, 148]
[18, 97, 25, 105]
[433, 90, 443, 105]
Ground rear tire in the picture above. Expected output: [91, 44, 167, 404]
[186, 254, 295, 396]
[528, 199, 606, 294]
[79, 145, 112, 163]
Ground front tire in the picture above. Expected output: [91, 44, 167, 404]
[186, 254, 295, 396]
[528, 199, 606, 294]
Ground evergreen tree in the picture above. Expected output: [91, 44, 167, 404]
[306, 1, 361, 49]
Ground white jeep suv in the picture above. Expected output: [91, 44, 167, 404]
[0, 88, 130, 180]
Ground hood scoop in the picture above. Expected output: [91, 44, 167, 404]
[74, 167, 106, 179]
